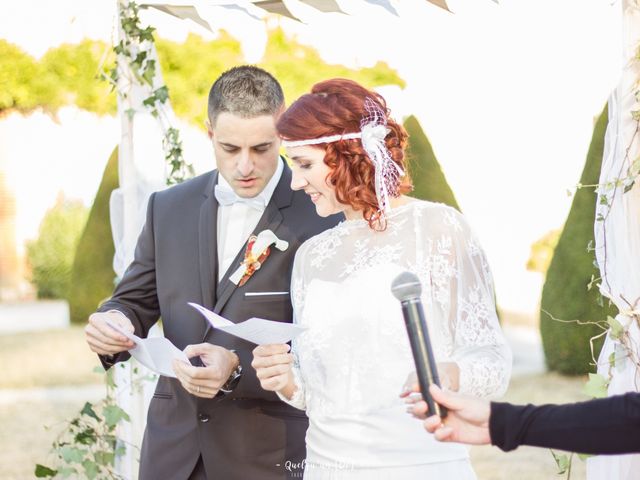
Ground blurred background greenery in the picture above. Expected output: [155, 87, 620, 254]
[0, 4, 623, 478]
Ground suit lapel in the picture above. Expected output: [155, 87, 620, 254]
[198, 172, 219, 310]
[204, 161, 293, 338]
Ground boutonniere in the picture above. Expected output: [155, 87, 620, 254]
[229, 229, 289, 286]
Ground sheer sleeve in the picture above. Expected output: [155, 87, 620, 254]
[436, 208, 512, 398]
[276, 246, 308, 410]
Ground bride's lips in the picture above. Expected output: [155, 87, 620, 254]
[307, 192, 321, 203]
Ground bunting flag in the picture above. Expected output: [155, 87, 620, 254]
[364, 0, 399, 16]
[150, 4, 214, 29]
[144, 0, 500, 21]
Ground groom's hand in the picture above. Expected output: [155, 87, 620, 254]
[85, 311, 135, 355]
[172, 344, 239, 398]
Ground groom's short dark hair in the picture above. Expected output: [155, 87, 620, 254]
[207, 65, 284, 124]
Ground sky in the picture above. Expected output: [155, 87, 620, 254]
[0, 0, 624, 313]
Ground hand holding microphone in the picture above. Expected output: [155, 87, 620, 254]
[392, 271, 447, 418]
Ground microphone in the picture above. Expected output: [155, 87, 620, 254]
[391, 271, 447, 418]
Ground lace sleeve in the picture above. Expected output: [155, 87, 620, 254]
[442, 209, 512, 399]
[276, 247, 307, 410]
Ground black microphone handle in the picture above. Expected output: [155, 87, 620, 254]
[401, 298, 448, 418]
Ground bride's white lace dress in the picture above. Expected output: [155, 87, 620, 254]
[280, 200, 512, 479]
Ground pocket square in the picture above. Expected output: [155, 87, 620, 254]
[244, 291, 290, 297]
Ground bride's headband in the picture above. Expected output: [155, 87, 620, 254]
[281, 98, 404, 213]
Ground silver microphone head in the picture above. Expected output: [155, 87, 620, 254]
[391, 271, 422, 301]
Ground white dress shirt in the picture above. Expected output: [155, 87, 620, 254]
[216, 159, 284, 281]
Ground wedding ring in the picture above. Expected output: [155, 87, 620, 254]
[196, 386, 200, 394]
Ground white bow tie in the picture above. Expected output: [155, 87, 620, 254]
[214, 184, 266, 211]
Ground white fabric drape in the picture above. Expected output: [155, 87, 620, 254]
[587, 1, 640, 478]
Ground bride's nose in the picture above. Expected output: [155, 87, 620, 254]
[291, 168, 308, 191]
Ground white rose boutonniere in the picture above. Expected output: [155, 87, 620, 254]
[229, 230, 289, 286]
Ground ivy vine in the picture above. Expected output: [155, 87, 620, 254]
[35, 3, 196, 477]
[102, 0, 195, 185]
[35, 369, 132, 479]
[552, 6, 640, 477]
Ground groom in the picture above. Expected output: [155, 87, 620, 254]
[84, 66, 340, 479]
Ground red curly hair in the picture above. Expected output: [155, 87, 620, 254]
[277, 78, 412, 229]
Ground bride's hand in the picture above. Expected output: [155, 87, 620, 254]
[400, 363, 460, 419]
[252, 344, 295, 396]
[400, 372, 427, 419]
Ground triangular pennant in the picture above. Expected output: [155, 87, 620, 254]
[299, 0, 343, 13]
[218, 3, 262, 21]
[363, 0, 399, 16]
[149, 5, 214, 31]
[426, 0, 450, 12]
[252, 0, 297, 19]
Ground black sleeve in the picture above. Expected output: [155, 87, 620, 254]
[490, 392, 640, 454]
[96, 192, 161, 369]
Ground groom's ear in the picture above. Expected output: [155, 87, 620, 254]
[205, 119, 214, 140]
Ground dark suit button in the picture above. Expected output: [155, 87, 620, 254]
[198, 413, 210, 423]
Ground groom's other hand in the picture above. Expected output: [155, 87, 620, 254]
[172, 344, 239, 398]
[85, 311, 135, 355]
[252, 344, 294, 393]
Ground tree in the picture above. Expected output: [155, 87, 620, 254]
[404, 115, 459, 210]
[527, 229, 561, 274]
[0, 40, 45, 113]
[540, 105, 618, 375]
[26, 195, 87, 299]
[156, 28, 404, 128]
[68, 148, 118, 324]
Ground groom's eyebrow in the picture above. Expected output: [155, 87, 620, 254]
[251, 141, 273, 149]
[219, 141, 273, 149]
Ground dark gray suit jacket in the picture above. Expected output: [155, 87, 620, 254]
[98, 160, 341, 480]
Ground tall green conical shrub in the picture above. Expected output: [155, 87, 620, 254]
[540, 106, 618, 375]
[404, 115, 460, 210]
[69, 147, 118, 324]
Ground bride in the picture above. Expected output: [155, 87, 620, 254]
[252, 78, 511, 479]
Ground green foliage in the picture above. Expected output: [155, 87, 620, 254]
[68, 148, 118, 324]
[551, 450, 574, 478]
[156, 28, 404, 128]
[110, 3, 194, 185]
[540, 105, 618, 375]
[583, 372, 609, 398]
[259, 28, 404, 117]
[0, 39, 116, 115]
[40, 40, 116, 115]
[156, 32, 243, 126]
[403, 115, 460, 210]
[35, 371, 129, 479]
[26, 196, 88, 299]
[527, 229, 561, 274]
[1, 28, 402, 125]
[0, 40, 43, 112]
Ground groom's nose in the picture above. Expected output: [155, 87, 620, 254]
[237, 151, 254, 177]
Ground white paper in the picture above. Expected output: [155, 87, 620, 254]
[188, 302, 305, 345]
[105, 318, 189, 378]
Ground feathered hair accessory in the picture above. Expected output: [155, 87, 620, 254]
[282, 98, 404, 213]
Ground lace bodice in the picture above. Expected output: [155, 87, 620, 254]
[282, 200, 512, 468]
